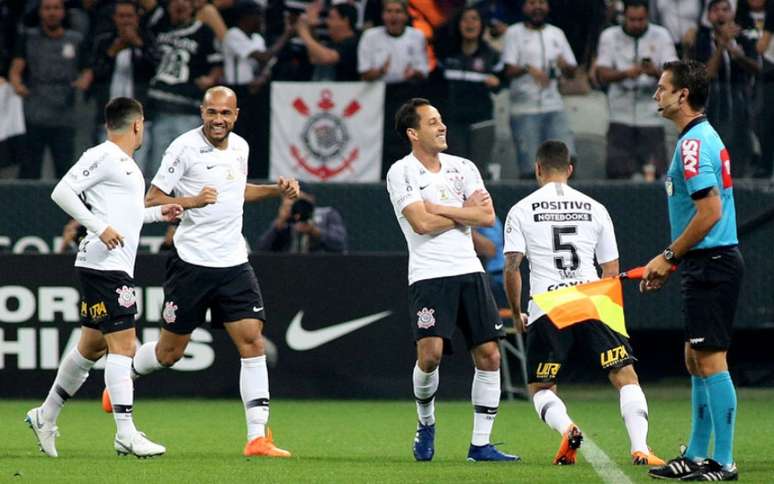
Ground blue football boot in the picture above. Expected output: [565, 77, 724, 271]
[412, 423, 435, 461]
[467, 443, 520, 462]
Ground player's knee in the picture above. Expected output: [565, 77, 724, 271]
[477, 349, 500, 371]
[417, 352, 442, 372]
[156, 345, 184, 367]
[608, 364, 639, 389]
[473, 342, 500, 371]
[236, 336, 264, 358]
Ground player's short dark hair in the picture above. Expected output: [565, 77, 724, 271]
[662, 60, 709, 110]
[105, 97, 143, 132]
[395, 98, 431, 143]
[536, 140, 570, 172]
[623, 0, 648, 11]
[331, 4, 357, 30]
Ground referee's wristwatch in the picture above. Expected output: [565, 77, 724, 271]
[662, 247, 681, 265]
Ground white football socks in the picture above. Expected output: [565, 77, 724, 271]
[532, 389, 574, 434]
[471, 369, 500, 446]
[619, 384, 650, 454]
[105, 354, 137, 438]
[41, 348, 96, 423]
[413, 363, 439, 426]
[241, 355, 270, 440]
[132, 341, 163, 378]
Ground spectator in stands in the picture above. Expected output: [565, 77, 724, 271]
[693, 0, 760, 177]
[9, 0, 92, 179]
[192, 0, 227, 40]
[358, 0, 427, 83]
[90, 0, 157, 171]
[222, 0, 292, 176]
[440, 6, 501, 161]
[548, 0, 607, 69]
[650, 0, 703, 57]
[474, 0, 521, 52]
[57, 218, 85, 253]
[0, 1, 24, 178]
[502, 0, 577, 179]
[258, 191, 348, 253]
[296, 2, 360, 81]
[473, 215, 506, 308]
[358, 0, 428, 175]
[596, 0, 677, 180]
[737, 0, 773, 177]
[754, 1, 774, 177]
[145, 0, 223, 176]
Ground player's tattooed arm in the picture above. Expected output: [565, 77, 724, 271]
[504, 252, 528, 333]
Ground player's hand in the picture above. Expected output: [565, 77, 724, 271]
[193, 186, 218, 208]
[160, 203, 184, 221]
[639, 254, 672, 293]
[99, 226, 124, 250]
[463, 189, 491, 208]
[278, 177, 299, 199]
[423, 201, 441, 215]
[514, 313, 528, 334]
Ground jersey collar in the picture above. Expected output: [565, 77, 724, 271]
[679, 115, 707, 138]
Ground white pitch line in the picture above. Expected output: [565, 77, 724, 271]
[580, 436, 634, 484]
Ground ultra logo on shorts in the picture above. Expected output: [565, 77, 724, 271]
[163, 301, 178, 324]
[600, 345, 629, 368]
[416, 308, 436, 329]
[115, 285, 136, 308]
[89, 301, 108, 321]
[535, 362, 561, 379]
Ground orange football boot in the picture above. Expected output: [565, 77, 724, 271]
[632, 450, 666, 466]
[243, 428, 291, 458]
[553, 424, 583, 465]
[102, 388, 113, 413]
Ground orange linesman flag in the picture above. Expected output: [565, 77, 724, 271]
[532, 277, 628, 337]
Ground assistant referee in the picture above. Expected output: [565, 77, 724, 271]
[643, 60, 743, 482]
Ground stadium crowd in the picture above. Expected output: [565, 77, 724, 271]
[0, 0, 773, 180]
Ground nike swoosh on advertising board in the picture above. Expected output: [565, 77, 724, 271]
[285, 310, 392, 351]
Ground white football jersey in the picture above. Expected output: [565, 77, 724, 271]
[386, 152, 485, 285]
[151, 127, 250, 268]
[503, 182, 619, 325]
[64, 141, 146, 277]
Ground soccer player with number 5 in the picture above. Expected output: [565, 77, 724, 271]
[503, 140, 664, 467]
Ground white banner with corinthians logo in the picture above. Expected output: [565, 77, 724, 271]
[270, 82, 385, 182]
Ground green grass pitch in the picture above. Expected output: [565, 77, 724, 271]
[2, 385, 773, 483]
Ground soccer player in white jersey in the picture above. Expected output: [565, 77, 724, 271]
[386, 98, 518, 462]
[26, 98, 182, 458]
[502, 140, 664, 466]
[102, 86, 298, 458]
